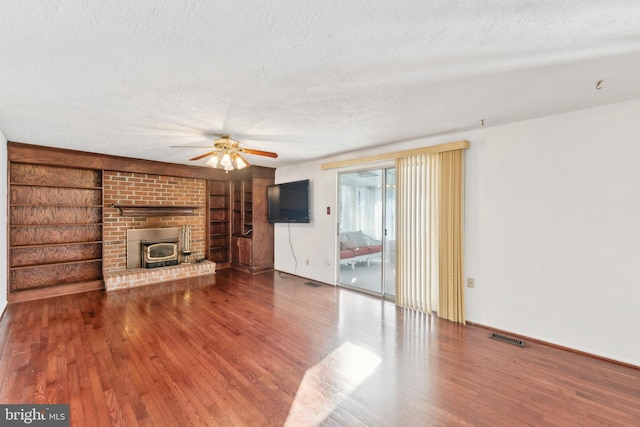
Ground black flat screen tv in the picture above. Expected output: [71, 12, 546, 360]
[267, 179, 310, 223]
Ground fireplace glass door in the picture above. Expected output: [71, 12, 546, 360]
[141, 240, 179, 268]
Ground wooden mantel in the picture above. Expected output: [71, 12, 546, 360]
[113, 204, 201, 217]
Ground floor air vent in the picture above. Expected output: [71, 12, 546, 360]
[304, 282, 322, 288]
[489, 333, 525, 347]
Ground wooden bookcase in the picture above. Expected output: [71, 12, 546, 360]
[207, 179, 231, 268]
[232, 178, 253, 236]
[230, 167, 274, 273]
[8, 163, 103, 299]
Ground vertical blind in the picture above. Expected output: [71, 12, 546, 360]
[396, 149, 465, 324]
[396, 153, 438, 313]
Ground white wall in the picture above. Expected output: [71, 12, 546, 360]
[274, 160, 340, 281]
[0, 131, 8, 315]
[275, 98, 640, 366]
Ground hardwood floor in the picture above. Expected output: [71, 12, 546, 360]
[0, 269, 638, 426]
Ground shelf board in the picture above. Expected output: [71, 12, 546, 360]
[10, 258, 102, 270]
[10, 204, 103, 208]
[113, 204, 201, 217]
[10, 223, 103, 227]
[11, 241, 103, 249]
[10, 182, 102, 190]
[8, 280, 105, 303]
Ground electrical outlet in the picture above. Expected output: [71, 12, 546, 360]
[305, 259, 309, 266]
[467, 277, 475, 288]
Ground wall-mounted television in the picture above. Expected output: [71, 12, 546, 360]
[267, 179, 310, 223]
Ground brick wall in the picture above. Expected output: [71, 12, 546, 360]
[103, 171, 206, 273]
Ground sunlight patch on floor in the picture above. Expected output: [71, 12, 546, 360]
[285, 341, 382, 426]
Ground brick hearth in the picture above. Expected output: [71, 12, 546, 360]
[104, 261, 216, 292]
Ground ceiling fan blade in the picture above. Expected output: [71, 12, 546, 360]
[189, 151, 215, 161]
[240, 148, 278, 158]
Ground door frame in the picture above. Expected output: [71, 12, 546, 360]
[336, 165, 395, 298]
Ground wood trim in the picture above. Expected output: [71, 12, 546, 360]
[8, 141, 234, 180]
[113, 204, 202, 217]
[320, 139, 470, 170]
[467, 321, 640, 371]
[229, 165, 276, 180]
[7, 280, 104, 303]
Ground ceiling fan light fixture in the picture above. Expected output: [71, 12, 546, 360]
[234, 153, 249, 170]
[206, 153, 219, 168]
[220, 152, 233, 171]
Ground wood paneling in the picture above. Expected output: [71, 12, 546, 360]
[8, 141, 230, 180]
[10, 261, 102, 290]
[10, 224, 103, 246]
[11, 185, 102, 205]
[0, 270, 638, 426]
[10, 162, 102, 187]
[8, 162, 103, 295]
[11, 242, 102, 267]
[10, 206, 102, 225]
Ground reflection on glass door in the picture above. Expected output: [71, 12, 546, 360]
[338, 168, 395, 297]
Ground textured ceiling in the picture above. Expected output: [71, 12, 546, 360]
[1, 0, 640, 168]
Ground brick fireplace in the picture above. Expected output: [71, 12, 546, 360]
[102, 171, 214, 291]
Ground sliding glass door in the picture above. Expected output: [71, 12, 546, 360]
[338, 168, 395, 298]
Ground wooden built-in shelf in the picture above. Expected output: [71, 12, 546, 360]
[11, 240, 103, 249]
[207, 179, 231, 267]
[10, 258, 103, 270]
[113, 204, 201, 217]
[230, 169, 274, 273]
[10, 223, 104, 227]
[8, 280, 105, 303]
[8, 162, 104, 295]
[10, 182, 102, 190]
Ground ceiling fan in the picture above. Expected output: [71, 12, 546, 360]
[172, 134, 278, 171]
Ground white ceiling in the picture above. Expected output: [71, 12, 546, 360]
[2, 1, 640, 168]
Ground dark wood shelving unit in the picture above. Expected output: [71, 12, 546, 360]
[207, 179, 231, 268]
[8, 163, 104, 300]
[230, 167, 274, 273]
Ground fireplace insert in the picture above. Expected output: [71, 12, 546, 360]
[140, 238, 179, 268]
